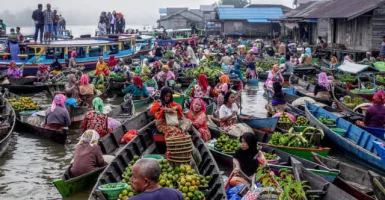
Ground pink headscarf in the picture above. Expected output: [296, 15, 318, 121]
[190, 98, 206, 113]
[79, 74, 90, 86]
[344, 55, 353, 63]
[38, 64, 49, 73]
[9, 61, 16, 69]
[252, 43, 258, 53]
[51, 94, 66, 112]
[71, 51, 77, 58]
[373, 91, 385, 105]
[318, 72, 331, 91]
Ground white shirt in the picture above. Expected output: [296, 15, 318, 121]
[219, 103, 238, 120]
[187, 46, 198, 65]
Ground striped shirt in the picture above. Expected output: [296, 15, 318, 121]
[43, 10, 54, 25]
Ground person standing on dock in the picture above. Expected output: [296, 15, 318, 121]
[43, 4, 54, 42]
[110, 11, 117, 34]
[32, 4, 44, 43]
[52, 10, 59, 40]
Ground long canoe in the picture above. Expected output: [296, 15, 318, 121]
[305, 102, 385, 172]
[312, 152, 383, 200]
[332, 85, 370, 118]
[66, 102, 89, 123]
[290, 157, 357, 200]
[289, 74, 333, 106]
[0, 96, 16, 157]
[89, 121, 227, 200]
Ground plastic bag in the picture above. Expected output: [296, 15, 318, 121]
[226, 184, 245, 200]
[108, 117, 121, 130]
[120, 130, 137, 144]
[179, 117, 192, 132]
[165, 112, 179, 127]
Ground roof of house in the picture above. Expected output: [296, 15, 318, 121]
[158, 9, 203, 22]
[190, 9, 203, 17]
[245, 4, 292, 13]
[286, 0, 385, 19]
[217, 7, 283, 20]
[166, 7, 188, 15]
[200, 5, 216, 12]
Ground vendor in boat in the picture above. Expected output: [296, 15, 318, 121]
[282, 54, 294, 74]
[264, 64, 284, 94]
[167, 56, 180, 77]
[79, 74, 97, 105]
[210, 91, 252, 131]
[7, 61, 23, 78]
[70, 130, 108, 178]
[95, 56, 110, 76]
[140, 58, 151, 79]
[314, 72, 331, 99]
[231, 52, 243, 81]
[150, 87, 184, 138]
[36, 64, 50, 82]
[219, 52, 233, 72]
[356, 91, 385, 129]
[129, 158, 184, 200]
[186, 98, 211, 142]
[81, 97, 110, 137]
[214, 75, 231, 111]
[107, 55, 117, 68]
[65, 74, 80, 99]
[343, 55, 354, 64]
[113, 58, 126, 73]
[266, 81, 287, 115]
[44, 94, 71, 130]
[233, 132, 258, 178]
[50, 57, 62, 75]
[65, 90, 77, 107]
[190, 74, 212, 105]
[298, 47, 313, 66]
[245, 50, 258, 80]
[359, 52, 376, 65]
[122, 76, 149, 100]
[68, 51, 78, 69]
[329, 56, 338, 69]
[152, 61, 162, 76]
[157, 65, 175, 89]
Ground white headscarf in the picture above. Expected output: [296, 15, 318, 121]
[78, 130, 100, 146]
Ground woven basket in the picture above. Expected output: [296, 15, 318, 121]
[166, 135, 193, 166]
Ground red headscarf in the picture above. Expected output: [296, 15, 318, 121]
[198, 74, 209, 93]
[154, 61, 160, 69]
[108, 55, 117, 67]
[373, 91, 385, 105]
[38, 64, 49, 73]
[9, 61, 16, 69]
[133, 76, 144, 89]
[190, 98, 206, 113]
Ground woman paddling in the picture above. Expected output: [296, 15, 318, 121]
[7, 61, 23, 79]
[186, 98, 211, 142]
[122, 76, 149, 100]
[36, 64, 50, 82]
[214, 75, 230, 111]
[266, 81, 287, 115]
[81, 97, 110, 137]
[313, 72, 331, 99]
[70, 130, 108, 178]
[356, 91, 385, 129]
[45, 94, 71, 130]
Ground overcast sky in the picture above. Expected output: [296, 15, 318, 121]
[0, 0, 294, 26]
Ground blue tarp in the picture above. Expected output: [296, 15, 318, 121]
[218, 7, 283, 20]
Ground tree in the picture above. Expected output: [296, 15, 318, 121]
[220, 0, 249, 8]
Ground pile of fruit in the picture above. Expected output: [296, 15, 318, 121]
[351, 88, 375, 94]
[278, 112, 293, 124]
[118, 156, 209, 200]
[318, 116, 336, 126]
[263, 153, 278, 161]
[335, 73, 357, 83]
[7, 97, 39, 111]
[185, 66, 221, 79]
[99, 183, 127, 189]
[214, 134, 241, 153]
[378, 85, 385, 90]
[109, 72, 126, 79]
[295, 116, 308, 126]
[162, 51, 174, 59]
[376, 75, 385, 83]
[342, 96, 364, 110]
[269, 127, 324, 148]
[256, 61, 274, 72]
[88, 70, 96, 77]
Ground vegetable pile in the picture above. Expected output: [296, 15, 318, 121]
[318, 116, 336, 126]
[162, 51, 174, 59]
[342, 96, 364, 110]
[109, 72, 126, 79]
[263, 153, 278, 161]
[256, 61, 274, 72]
[7, 97, 39, 111]
[376, 75, 385, 83]
[295, 116, 308, 126]
[335, 73, 357, 83]
[214, 134, 241, 153]
[185, 66, 221, 79]
[269, 127, 324, 148]
[351, 88, 375, 94]
[278, 112, 293, 124]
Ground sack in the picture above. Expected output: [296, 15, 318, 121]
[165, 112, 179, 127]
[227, 123, 253, 137]
[291, 97, 315, 107]
[179, 117, 192, 132]
[120, 129, 137, 144]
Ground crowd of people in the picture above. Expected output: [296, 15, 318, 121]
[97, 11, 126, 36]
[32, 3, 66, 42]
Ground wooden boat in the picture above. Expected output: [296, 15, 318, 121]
[89, 121, 227, 200]
[263, 87, 296, 98]
[373, 141, 385, 166]
[289, 74, 333, 106]
[0, 36, 138, 76]
[257, 71, 291, 81]
[290, 157, 357, 200]
[238, 115, 279, 134]
[66, 102, 89, 128]
[305, 102, 385, 172]
[332, 85, 370, 118]
[312, 152, 384, 200]
[0, 96, 16, 157]
[246, 79, 259, 86]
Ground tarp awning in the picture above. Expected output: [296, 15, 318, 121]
[338, 62, 379, 74]
[247, 19, 269, 23]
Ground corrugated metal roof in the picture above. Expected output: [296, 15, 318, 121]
[218, 7, 283, 20]
[247, 19, 269, 23]
[200, 5, 216, 12]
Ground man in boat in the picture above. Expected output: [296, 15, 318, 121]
[16, 27, 24, 42]
[32, 4, 44, 43]
[359, 52, 376, 65]
[129, 158, 184, 200]
[43, 4, 54, 42]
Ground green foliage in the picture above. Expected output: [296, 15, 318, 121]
[220, 0, 248, 8]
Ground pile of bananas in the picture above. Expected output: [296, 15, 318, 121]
[7, 97, 39, 111]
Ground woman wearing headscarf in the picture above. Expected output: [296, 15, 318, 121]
[65, 74, 80, 99]
[252, 43, 259, 55]
[44, 94, 71, 130]
[299, 47, 313, 66]
[343, 55, 354, 64]
[266, 81, 287, 115]
[122, 76, 149, 100]
[314, 72, 331, 99]
[107, 55, 117, 68]
[152, 61, 161, 76]
[157, 65, 175, 89]
[150, 87, 184, 138]
[7, 61, 23, 78]
[215, 75, 230, 111]
[233, 132, 258, 177]
[79, 74, 97, 106]
[190, 74, 212, 104]
[264, 64, 284, 94]
[239, 45, 247, 59]
[81, 97, 110, 137]
[186, 98, 211, 142]
[68, 51, 78, 69]
[36, 64, 50, 82]
[95, 56, 110, 76]
[356, 91, 385, 128]
[245, 50, 258, 80]
[50, 57, 62, 75]
[6, 28, 19, 61]
[70, 129, 108, 178]
[140, 58, 151, 79]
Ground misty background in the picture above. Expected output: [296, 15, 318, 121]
[0, 0, 293, 27]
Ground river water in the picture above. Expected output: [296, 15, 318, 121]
[0, 82, 370, 199]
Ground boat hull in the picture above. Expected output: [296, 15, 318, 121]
[0, 97, 16, 157]
[260, 143, 330, 161]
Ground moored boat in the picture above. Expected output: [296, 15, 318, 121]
[305, 102, 385, 172]
[312, 152, 383, 200]
[66, 102, 89, 125]
[332, 85, 370, 118]
[89, 120, 227, 200]
[289, 74, 333, 105]
[0, 95, 16, 157]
